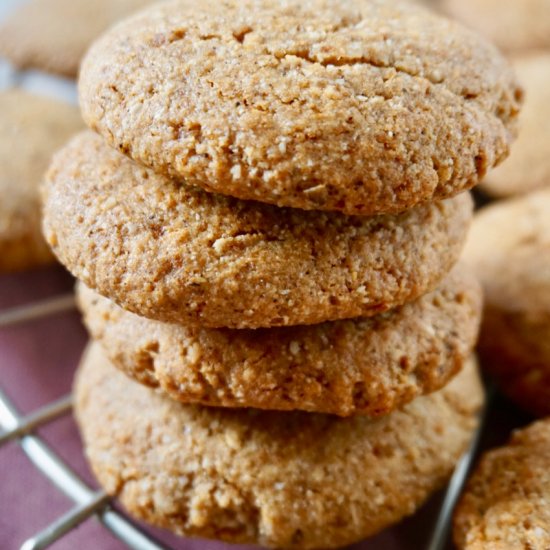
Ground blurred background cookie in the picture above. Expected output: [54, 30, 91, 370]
[463, 189, 550, 416]
[481, 53, 550, 198]
[0, 89, 81, 273]
[454, 418, 550, 549]
[442, 0, 550, 53]
[0, 0, 153, 77]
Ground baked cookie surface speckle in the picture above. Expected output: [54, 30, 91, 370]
[454, 419, 550, 550]
[77, 265, 482, 416]
[79, 0, 520, 215]
[0, 0, 153, 77]
[463, 190, 550, 416]
[482, 53, 550, 198]
[76, 343, 483, 549]
[43, 131, 473, 329]
[0, 89, 82, 273]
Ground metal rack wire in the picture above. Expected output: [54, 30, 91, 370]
[0, 292, 490, 550]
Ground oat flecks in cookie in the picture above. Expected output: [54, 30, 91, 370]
[454, 419, 550, 550]
[43, 131, 473, 329]
[76, 343, 483, 549]
[79, 0, 521, 215]
[77, 265, 482, 417]
[482, 53, 550, 198]
[463, 189, 550, 416]
[0, 89, 82, 273]
[0, 0, 153, 77]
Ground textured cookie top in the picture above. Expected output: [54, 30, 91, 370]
[482, 53, 550, 198]
[76, 343, 482, 549]
[463, 189, 550, 312]
[79, 0, 520, 215]
[443, 0, 550, 53]
[0, 0, 152, 77]
[0, 89, 82, 272]
[454, 419, 550, 549]
[77, 265, 482, 416]
[43, 131, 472, 328]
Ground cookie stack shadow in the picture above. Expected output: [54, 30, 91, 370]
[40, 1, 522, 547]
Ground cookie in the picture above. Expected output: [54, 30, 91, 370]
[75, 343, 483, 549]
[78, 0, 520, 215]
[0, 0, 152, 77]
[443, 0, 550, 53]
[77, 264, 482, 417]
[454, 419, 550, 550]
[0, 89, 82, 273]
[463, 190, 550, 416]
[481, 53, 550, 198]
[43, 131, 473, 329]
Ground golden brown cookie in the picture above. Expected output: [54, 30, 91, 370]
[463, 190, 550, 416]
[77, 265, 482, 417]
[79, 0, 520, 215]
[454, 419, 550, 550]
[0, 89, 82, 273]
[443, 0, 550, 53]
[482, 53, 550, 198]
[43, 131, 473, 329]
[75, 343, 483, 549]
[0, 0, 152, 77]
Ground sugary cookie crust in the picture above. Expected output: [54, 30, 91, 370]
[77, 265, 482, 416]
[43, 131, 473, 328]
[79, 0, 520, 215]
[76, 343, 483, 549]
[454, 419, 550, 549]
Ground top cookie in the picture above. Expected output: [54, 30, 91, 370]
[443, 0, 550, 54]
[454, 419, 550, 550]
[79, 0, 521, 215]
[0, 0, 153, 77]
[0, 89, 82, 273]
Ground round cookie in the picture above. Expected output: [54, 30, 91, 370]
[75, 343, 483, 549]
[77, 265, 482, 417]
[0, 89, 82, 273]
[454, 419, 550, 549]
[79, 0, 520, 215]
[43, 131, 473, 329]
[463, 190, 550, 416]
[482, 53, 550, 198]
[0, 0, 153, 77]
[443, 0, 550, 54]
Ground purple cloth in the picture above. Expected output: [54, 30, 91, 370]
[0, 267, 527, 550]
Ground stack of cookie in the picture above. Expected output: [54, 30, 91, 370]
[41, 0, 521, 547]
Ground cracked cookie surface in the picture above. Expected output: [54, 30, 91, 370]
[43, 131, 473, 328]
[77, 265, 482, 416]
[75, 343, 483, 549]
[454, 419, 550, 550]
[79, 0, 520, 215]
[0, 89, 82, 273]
